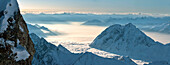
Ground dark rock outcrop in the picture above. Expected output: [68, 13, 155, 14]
[0, 0, 35, 65]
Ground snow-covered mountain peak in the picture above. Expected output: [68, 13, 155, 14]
[90, 23, 170, 63]
[91, 23, 156, 49]
[124, 23, 137, 29]
[102, 23, 138, 35]
[125, 23, 135, 27]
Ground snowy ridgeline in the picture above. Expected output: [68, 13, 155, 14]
[141, 22, 170, 34]
[90, 23, 170, 64]
[27, 24, 58, 37]
[30, 33, 137, 65]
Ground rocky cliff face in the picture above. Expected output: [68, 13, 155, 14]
[0, 0, 35, 64]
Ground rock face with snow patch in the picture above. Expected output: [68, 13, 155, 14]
[90, 23, 170, 63]
[0, 0, 35, 64]
[30, 33, 136, 65]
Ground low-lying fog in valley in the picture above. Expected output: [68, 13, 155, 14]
[39, 22, 106, 43]
[37, 22, 170, 44]
[1, 0, 170, 64]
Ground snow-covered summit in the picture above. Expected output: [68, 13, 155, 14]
[90, 23, 170, 63]
[91, 23, 156, 48]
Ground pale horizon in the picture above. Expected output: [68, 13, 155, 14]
[17, 0, 170, 15]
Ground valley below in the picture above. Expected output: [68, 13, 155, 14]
[36, 22, 170, 44]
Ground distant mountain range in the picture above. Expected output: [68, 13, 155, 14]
[82, 17, 170, 34]
[82, 17, 169, 26]
[23, 12, 170, 24]
[141, 22, 170, 34]
[82, 19, 106, 26]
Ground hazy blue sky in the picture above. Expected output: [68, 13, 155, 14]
[18, 0, 170, 14]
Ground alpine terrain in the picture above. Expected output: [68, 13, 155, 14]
[90, 23, 170, 63]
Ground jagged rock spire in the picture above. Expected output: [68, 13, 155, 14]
[0, 0, 35, 64]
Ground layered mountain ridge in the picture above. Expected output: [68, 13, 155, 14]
[142, 22, 170, 34]
[27, 24, 58, 37]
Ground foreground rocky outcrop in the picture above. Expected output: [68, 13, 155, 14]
[90, 23, 170, 63]
[0, 0, 35, 64]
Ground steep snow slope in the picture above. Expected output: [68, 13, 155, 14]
[90, 23, 170, 63]
[30, 33, 136, 65]
[0, 0, 35, 64]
